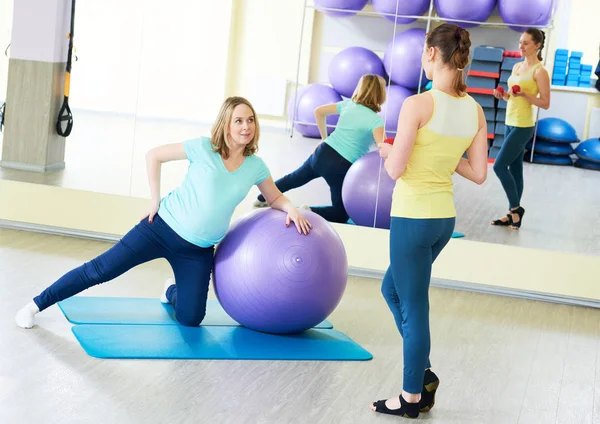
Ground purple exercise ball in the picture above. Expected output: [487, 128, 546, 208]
[383, 28, 429, 89]
[378, 84, 413, 136]
[213, 208, 348, 334]
[342, 151, 396, 229]
[498, 0, 554, 32]
[328, 47, 386, 99]
[371, 0, 430, 24]
[434, 0, 497, 28]
[289, 84, 342, 138]
[315, 0, 369, 17]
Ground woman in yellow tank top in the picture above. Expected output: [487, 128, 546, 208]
[370, 24, 488, 419]
[491, 29, 551, 229]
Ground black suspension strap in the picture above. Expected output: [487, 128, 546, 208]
[56, 0, 76, 137]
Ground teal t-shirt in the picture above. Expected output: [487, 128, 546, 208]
[158, 137, 271, 248]
[325, 100, 384, 163]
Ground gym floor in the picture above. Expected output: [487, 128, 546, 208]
[1, 110, 598, 257]
[3, 227, 600, 423]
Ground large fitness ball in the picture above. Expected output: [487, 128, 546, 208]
[213, 208, 348, 334]
[314, 0, 369, 17]
[289, 84, 343, 138]
[371, 0, 430, 24]
[498, 0, 554, 32]
[342, 151, 396, 229]
[328, 47, 386, 99]
[434, 0, 497, 28]
[378, 84, 413, 136]
[536, 117, 579, 144]
[383, 28, 429, 89]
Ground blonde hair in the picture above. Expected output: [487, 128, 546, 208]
[351, 74, 387, 112]
[211, 96, 260, 159]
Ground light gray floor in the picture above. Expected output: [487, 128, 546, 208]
[3, 228, 600, 424]
[1, 110, 599, 256]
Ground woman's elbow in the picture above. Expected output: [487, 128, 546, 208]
[387, 167, 403, 181]
[475, 170, 488, 185]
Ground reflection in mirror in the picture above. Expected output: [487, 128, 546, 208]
[267, 10, 428, 229]
[0, 0, 143, 196]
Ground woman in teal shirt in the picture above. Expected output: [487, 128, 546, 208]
[255, 74, 388, 223]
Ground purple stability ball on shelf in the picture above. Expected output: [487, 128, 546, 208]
[342, 151, 396, 229]
[289, 84, 342, 138]
[378, 84, 414, 136]
[383, 28, 429, 89]
[314, 0, 369, 18]
[371, 0, 430, 24]
[434, 0, 497, 28]
[213, 208, 348, 334]
[498, 0, 555, 32]
[328, 46, 386, 98]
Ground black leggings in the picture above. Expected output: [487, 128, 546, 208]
[258, 143, 352, 223]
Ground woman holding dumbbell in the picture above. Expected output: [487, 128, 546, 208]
[491, 28, 551, 230]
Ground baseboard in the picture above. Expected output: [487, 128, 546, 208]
[0, 161, 65, 172]
[3, 218, 600, 310]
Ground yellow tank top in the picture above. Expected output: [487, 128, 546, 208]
[506, 62, 542, 127]
[390, 89, 479, 219]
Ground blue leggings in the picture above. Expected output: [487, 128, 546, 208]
[33, 214, 215, 327]
[381, 216, 455, 394]
[493, 125, 535, 209]
[257, 143, 352, 223]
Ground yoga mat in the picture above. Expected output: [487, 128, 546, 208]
[452, 232, 465, 238]
[58, 297, 333, 329]
[71, 324, 372, 361]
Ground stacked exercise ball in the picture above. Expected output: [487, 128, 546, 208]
[435, 0, 496, 28]
[574, 138, 600, 171]
[292, 27, 425, 138]
[314, 0, 368, 18]
[213, 208, 348, 334]
[289, 84, 342, 139]
[328, 47, 386, 98]
[498, 0, 555, 32]
[371, 0, 429, 24]
[383, 28, 429, 90]
[526, 117, 579, 166]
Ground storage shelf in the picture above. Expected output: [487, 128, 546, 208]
[307, 3, 554, 31]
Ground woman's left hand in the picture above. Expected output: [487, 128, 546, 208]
[378, 142, 392, 159]
[286, 208, 313, 235]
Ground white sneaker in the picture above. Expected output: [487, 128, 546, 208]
[160, 278, 174, 304]
[15, 301, 39, 329]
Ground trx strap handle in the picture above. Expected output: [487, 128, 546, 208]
[56, 0, 76, 137]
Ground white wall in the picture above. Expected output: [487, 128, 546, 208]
[227, 0, 314, 117]
[0, 0, 13, 103]
[567, 0, 600, 71]
[68, 0, 233, 122]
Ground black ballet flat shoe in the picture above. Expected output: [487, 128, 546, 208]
[419, 369, 440, 412]
[509, 206, 525, 230]
[372, 394, 420, 419]
[491, 213, 513, 226]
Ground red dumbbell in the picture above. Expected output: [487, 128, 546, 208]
[384, 137, 394, 145]
[512, 85, 521, 94]
[495, 86, 505, 96]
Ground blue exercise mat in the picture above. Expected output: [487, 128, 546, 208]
[58, 296, 333, 329]
[452, 231, 465, 238]
[71, 324, 373, 361]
